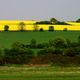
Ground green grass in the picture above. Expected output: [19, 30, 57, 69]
[0, 31, 80, 48]
[0, 66, 80, 80]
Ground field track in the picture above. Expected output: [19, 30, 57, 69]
[0, 66, 80, 80]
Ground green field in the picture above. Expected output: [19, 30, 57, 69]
[0, 66, 80, 80]
[0, 31, 80, 48]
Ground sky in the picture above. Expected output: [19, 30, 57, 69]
[0, 0, 80, 21]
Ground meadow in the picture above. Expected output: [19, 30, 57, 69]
[0, 31, 80, 80]
[0, 66, 80, 80]
[0, 31, 80, 48]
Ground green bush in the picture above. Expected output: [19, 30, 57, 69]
[4, 25, 9, 31]
[48, 26, 54, 31]
[30, 39, 37, 48]
[63, 28, 68, 31]
[4, 41, 34, 64]
[53, 38, 67, 48]
[39, 28, 44, 31]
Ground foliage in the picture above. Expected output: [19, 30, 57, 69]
[53, 38, 66, 48]
[33, 24, 39, 31]
[48, 26, 54, 31]
[11, 41, 23, 49]
[39, 28, 44, 31]
[50, 18, 58, 24]
[78, 35, 80, 45]
[0, 34, 80, 65]
[36, 20, 70, 25]
[29, 39, 37, 48]
[76, 18, 80, 22]
[56, 21, 70, 25]
[19, 22, 25, 31]
[63, 28, 68, 31]
[4, 41, 34, 64]
[36, 21, 52, 24]
[4, 25, 9, 31]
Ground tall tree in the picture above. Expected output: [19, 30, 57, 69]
[33, 24, 39, 31]
[76, 18, 80, 22]
[4, 25, 9, 31]
[50, 18, 58, 24]
[49, 26, 54, 31]
[19, 22, 25, 31]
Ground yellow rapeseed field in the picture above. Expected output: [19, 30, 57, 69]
[0, 20, 80, 31]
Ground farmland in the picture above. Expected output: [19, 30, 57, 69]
[0, 31, 80, 80]
[0, 31, 80, 48]
[0, 20, 80, 31]
[0, 66, 80, 80]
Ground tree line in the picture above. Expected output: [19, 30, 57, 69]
[0, 36, 80, 66]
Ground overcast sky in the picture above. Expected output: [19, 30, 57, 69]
[0, 0, 80, 21]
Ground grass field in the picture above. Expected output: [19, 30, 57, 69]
[0, 66, 80, 80]
[0, 31, 80, 80]
[0, 31, 80, 48]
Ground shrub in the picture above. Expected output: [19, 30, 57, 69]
[37, 43, 44, 48]
[64, 47, 80, 57]
[76, 18, 80, 22]
[19, 22, 25, 32]
[33, 24, 39, 31]
[39, 28, 44, 31]
[0, 49, 5, 65]
[63, 28, 68, 31]
[4, 47, 34, 64]
[36, 21, 52, 24]
[53, 38, 66, 48]
[11, 41, 23, 49]
[4, 25, 9, 31]
[78, 35, 80, 46]
[48, 39, 54, 47]
[48, 26, 54, 31]
[30, 39, 37, 48]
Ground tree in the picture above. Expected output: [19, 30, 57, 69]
[64, 47, 80, 57]
[33, 24, 39, 31]
[53, 38, 66, 48]
[11, 41, 23, 49]
[56, 22, 70, 25]
[76, 18, 80, 22]
[36, 21, 52, 24]
[19, 22, 25, 31]
[50, 18, 58, 24]
[49, 26, 54, 31]
[4, 41, 34, 64]
[30, 39, 37, 48]
[78, 35, 80, 46]
[48, 39, 54, 47]
[4, 25, 9, 31]
[0, 49, 5, 65]
[63, 28, 68, 31]
[39, 28, 44, 32]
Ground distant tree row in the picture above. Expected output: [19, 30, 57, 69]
[4, 25, 68, 32]
[4, 22, 26, 31]
[35, 18, 80, 24]
[35, 18, 70, 25]
[4, 25, 55, 32]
